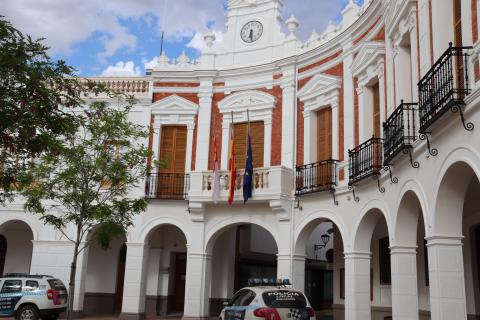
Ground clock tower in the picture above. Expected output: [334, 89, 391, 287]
[214, 0, 291, 68]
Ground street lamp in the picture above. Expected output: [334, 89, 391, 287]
[313, 233, 331, 259]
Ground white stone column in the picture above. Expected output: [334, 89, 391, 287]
[385, 36, 396, 114]
[195, 87, 213, 171]
[221, 120, 230, 171]
[390, 246, 419, 320]
[357, 85, 369, 143]
[264, 116, 272, 167]
[342, 40, 355, 155]
[185, 123, 195, 173]
[281, 66, 296, 169]
[426, 236, 467, 320]
[121, 243, 149, 320]
[344, 252, 371, 320]
[303, 108, 315, 164]
[151, 124, 161, 171]
[331, 102, 339, 160]
[291, 254, 306, 292]
[409, 17, 420, 99]
[277, 254, 292, 281]
[184, 251, 212, 319]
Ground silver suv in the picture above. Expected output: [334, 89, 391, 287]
[0, 274, 67, 320]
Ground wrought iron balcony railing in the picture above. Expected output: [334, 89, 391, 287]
[383, 101, 419, 168]
[145, 173, 190, 200]
[348, 137, 383, 187]
[418, 43, 473, 133]
[295, 159, 338, 196]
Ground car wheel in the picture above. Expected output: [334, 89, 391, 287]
[16, 305, 39, 320]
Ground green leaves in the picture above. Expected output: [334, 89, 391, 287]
[22, 94, 150, 251]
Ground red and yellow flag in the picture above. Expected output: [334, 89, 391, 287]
[228, 123, 236, 205]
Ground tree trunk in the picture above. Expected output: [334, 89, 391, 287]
[66, 233, 81, 320]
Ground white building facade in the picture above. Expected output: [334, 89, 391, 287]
[3, 0, 480, 319]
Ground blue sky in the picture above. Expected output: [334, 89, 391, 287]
[3, 0, 363, 77]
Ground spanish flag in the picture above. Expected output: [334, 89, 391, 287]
[228, 119, 236, 205]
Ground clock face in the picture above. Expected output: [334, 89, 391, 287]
[241, 21, 263, 43]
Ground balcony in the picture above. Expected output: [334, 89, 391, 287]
[383, 101, 419, 167]
[418, 43, 473, 133]
[295, 160, 338, 196]
[145, 173, 190, 200]
[188, 166, 294, 203]
[348, 137, 383, 187]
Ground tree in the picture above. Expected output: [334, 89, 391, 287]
[0, 17, 88, 203]
[21, 97, 150, 320]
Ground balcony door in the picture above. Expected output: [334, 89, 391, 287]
[316, 108, 333, 188]
[233, 121, 264, 169]
[372, 83, 382, 169]
[158, 126, 187, 198]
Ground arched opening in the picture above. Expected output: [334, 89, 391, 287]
[208, 223, 278, 316]
[431, 161, 480, 319]
[0, 220, 33, 274]
[144, 224, 188, 317]
[294, 218, 345, 320]
[394, 190, 430, 317]
[83, 232, 127, 317]
[353, 208, 391, 319]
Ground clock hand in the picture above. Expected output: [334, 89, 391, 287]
[249, 29, 253, 41]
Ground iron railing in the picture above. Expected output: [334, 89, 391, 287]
[348, 137, 383, 186]
[418, 43, 473, 132]
[295, 159, 338, 196]
[383, 101, 418, 166]
[145, 173, 190, 200]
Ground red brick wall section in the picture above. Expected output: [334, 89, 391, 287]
[270, 86, 283, 166]
[298, 51, 342, 74]
[354, 78, 360, 147]
[208, 93, 225, 170]
[153, 82, 200, 88]
[353, 16, 382, 45]
[296, 100, 304, 166]
[373, 26, 385, 41]
[153, 92, 199, 171]
[473, 0, 478, 43]
[475, 62, 480, 82]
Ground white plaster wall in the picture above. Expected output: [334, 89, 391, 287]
[84, 236, 126, 293]
[370, 218, 391, 307]
[211, 228, 236, 299]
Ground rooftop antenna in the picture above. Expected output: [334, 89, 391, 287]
[160, 31, 164, 55]
[160, 0, 168, 55]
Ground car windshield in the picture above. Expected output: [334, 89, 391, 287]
[262, 290, 307, 308]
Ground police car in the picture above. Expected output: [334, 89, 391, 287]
[220, 279, 315, 320]
[0, 274, 67, 320]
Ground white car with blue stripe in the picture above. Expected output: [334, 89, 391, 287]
[0, 274, 67, 320]
[219, 279, 315, 320]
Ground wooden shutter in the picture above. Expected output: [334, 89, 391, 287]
[317, 107, 333, 162]
[159, 126, 187, 173]
[158, 126, 187, 199]
[233, 121, 264, 169]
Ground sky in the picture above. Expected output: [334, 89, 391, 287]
[2, 0, 363, 77]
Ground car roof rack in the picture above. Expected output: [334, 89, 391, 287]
[0, 273, 54, 279]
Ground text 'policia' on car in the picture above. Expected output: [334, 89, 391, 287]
[219, 278, 315, 320]
[0, 274, 67, 320]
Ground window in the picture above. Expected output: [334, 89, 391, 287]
[159, 126, 187, 173]
[239, 290, 256, 306]
[262, 290, 307, 308]
[233, 121, 264, 169]
[24, 280, 39, 291]
[379, 237, 391, 285]
[1, 280, 22, 294]
[229, 290, 248, 306]
[372, 83, 381, 139]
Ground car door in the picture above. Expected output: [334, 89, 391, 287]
[224, 290, 249, 320]
[0, 279, 23, 316]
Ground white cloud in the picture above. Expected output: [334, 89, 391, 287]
[187, 30, 224, 52]
[101, 61, 141, 77]
[142, 56, 159, 70]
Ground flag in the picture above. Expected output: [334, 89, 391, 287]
[243, 128, 253, 203]
[212, 118, 220, 203]
[227, 122, 236, 205]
